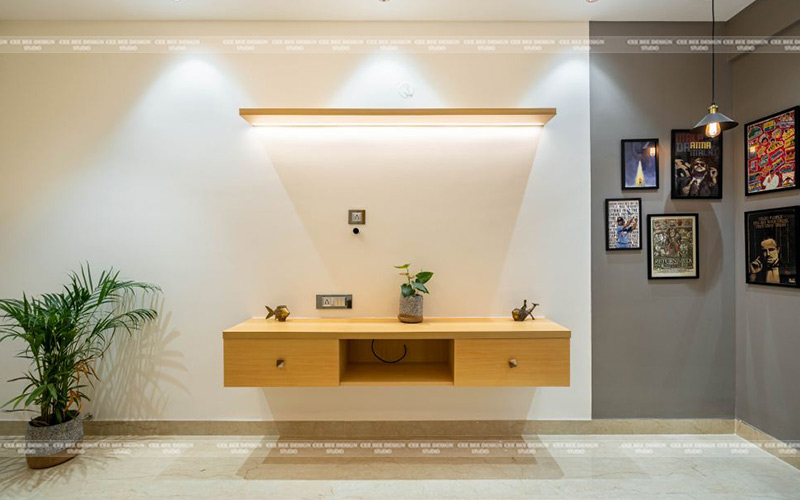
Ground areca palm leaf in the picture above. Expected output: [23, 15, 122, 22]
[0, 265, 159, 425]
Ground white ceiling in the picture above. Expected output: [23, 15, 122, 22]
[0, 0, 757, 23]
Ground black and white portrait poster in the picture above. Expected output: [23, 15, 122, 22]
[745, 206, 799, 288]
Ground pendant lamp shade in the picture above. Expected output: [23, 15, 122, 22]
[691, 104, 739, 135]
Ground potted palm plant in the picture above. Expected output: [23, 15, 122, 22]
[0, 265, 159, 469]
[394, 263, 434, 323]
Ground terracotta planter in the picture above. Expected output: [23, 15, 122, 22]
[398, 294, 423, 323]
[25, 413, 84, 469]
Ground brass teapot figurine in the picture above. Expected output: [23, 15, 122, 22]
[511, 300, 538, 322]
[265, 305, 291, 322]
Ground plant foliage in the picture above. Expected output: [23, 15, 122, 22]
[0, 265, 160, 426]
[394, 263, 434, 298]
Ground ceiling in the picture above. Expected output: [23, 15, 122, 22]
[0, 0, 757, 23]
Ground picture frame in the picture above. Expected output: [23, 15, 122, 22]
[621, 138, 659, 190]
[744, 106, 798, 196]
[744, 206, 799, 288]
[605, 198, 642, 251]
[647, 213, 699, 279]
[670, 129, 722, 199]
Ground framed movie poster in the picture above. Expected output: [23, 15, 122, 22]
[606, 198, 642, 250]
[745, 106, 798, 196]
[745, 206, 799, 288]
[647, 213, 699, 279]
[622, 139, 659, 190]
[671, 129, 722, 199]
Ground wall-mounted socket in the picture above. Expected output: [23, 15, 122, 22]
[348, 209, 366, 225]
[316, 294, 353, 309]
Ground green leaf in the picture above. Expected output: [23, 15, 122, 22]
[394, 264, 411, 269]
[415, 271, 433, 284]
[411, 281, 429, 294]
[0, 263, 160, 421]
[400, 283, 414, 297]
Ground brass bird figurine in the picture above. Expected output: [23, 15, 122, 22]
[265, 305, 291, 322]
[511, 300, 538, 321]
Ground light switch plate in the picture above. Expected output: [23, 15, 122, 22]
[348, 209, 366, 225]
[316, 294, 353, 309]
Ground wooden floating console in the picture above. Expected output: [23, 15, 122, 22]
[223, 318, 570, 387]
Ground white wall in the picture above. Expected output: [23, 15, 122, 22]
[0, 21, 591, 420]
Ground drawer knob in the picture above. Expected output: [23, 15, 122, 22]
[508, 358, 518, 368]
[276, 359, 286, 369]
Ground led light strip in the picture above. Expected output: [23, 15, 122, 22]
[239, 108, 557, 127]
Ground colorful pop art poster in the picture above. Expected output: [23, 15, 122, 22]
[745, 107, 798, 196]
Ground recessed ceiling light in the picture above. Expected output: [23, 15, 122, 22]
[586, 0, 599, 3]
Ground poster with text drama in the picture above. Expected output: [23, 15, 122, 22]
[746, 107, 797, 195]
[671, 130, 722, 199]
[745, 207, 798, 288]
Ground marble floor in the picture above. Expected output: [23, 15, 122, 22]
[1, 434, 799, 499]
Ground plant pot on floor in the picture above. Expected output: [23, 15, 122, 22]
[25, 412, 85, 469]
[398, 294, 423, 323]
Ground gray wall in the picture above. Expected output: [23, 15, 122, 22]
[590, 22, 736, 418]
[729, 4, 800, 442]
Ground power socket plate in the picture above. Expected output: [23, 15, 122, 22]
[316, 294, 353, 309]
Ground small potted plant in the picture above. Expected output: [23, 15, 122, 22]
[394, 264, 434, 323]
[0, 265, 159, 469]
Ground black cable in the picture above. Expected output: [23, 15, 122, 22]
[370, 339, 408, 363]
[712, 0, 716, 104]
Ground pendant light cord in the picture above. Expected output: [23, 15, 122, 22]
[711, 0, 716, 104]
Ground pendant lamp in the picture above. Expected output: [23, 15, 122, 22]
[691, 0, 738, 138]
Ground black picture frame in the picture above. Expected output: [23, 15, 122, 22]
[621, 138, 659, 190]
[647, 213, 699, 280]
[670, 129, 723, 199]
[605, 198, 642, 251]
[744, 106, 799, 197]
[744, 206, 799, 288]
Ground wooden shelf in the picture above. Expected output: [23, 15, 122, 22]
[222, 318, 571, 387]
[224, 317, 571, 340]
[239, 108, 557, 127]
[340, 362, 454, 386]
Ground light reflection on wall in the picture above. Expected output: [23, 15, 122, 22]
[329, 54, 445, 108]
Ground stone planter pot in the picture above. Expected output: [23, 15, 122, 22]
[25, 413, 84, 469]
[398, 294, 423, 323]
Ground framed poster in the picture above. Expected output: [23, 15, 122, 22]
[605, 198, 642, 250]
[744, 106, 798, 196]
[647, 213, 699, 279]
[671, 129, 722, 199]
[621, 139, 659, 190]
[745, 206, 799, 288]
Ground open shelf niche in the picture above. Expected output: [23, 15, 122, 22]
[339, 339, 454, 386]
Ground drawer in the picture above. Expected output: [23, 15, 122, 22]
[224, 339, 339, 387]
[454, 339, 569, 387]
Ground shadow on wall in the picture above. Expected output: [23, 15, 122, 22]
[260, 386, 538, 422]
[90, 297, 188, 420]
[251, 126, 543, 318]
